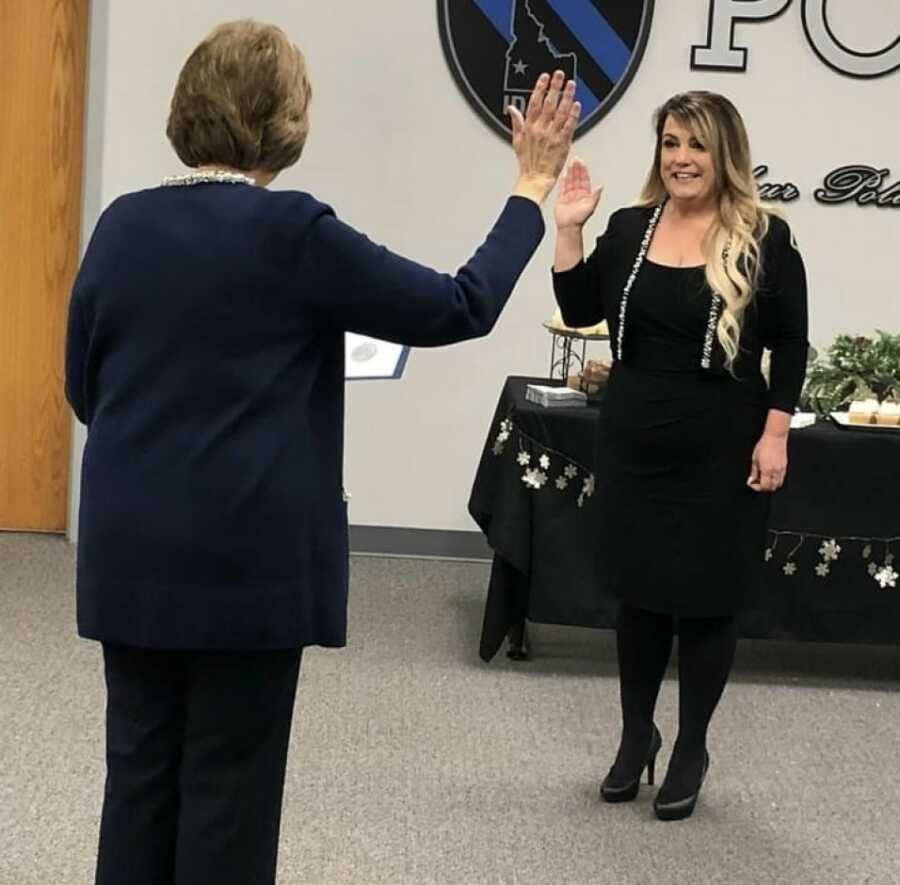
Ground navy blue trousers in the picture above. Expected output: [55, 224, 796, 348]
[95, 644, 302, 885]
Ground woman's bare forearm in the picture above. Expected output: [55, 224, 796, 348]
[554, 226, 584, 273]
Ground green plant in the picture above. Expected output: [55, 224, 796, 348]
[801, 331, 900, 416]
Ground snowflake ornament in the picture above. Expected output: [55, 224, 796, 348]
[862, 544, 872, 560]
[539, 454, 551, 470]
[818, 540, 841, 562]
[521, 468, 548, 490]
[815, 563, 830, 578]
[517, 451, 531, 467]
[564, 464, 578, 479]
[764, 548, 773, 562]
[783, 562, 797, 576]
[555, 476, 568, 490]
[875, 566, 898, 589]
[577, 474, 596, 508]
[868, 562, 880, 577]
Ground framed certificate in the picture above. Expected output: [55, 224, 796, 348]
[345, 334, 410, 380]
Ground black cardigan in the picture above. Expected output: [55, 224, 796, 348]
[552, 206, 809, 413]
[66, 186, 544, 650]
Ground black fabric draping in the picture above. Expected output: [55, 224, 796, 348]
[469, 378, 900, 661]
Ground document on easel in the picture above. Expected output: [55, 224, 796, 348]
[345, 334, 410, 380]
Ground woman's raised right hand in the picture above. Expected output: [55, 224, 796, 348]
[555, 158, 602, 231]
[509, 71, 580, 205]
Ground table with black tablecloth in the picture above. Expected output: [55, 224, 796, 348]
[469, 377, 900, 661]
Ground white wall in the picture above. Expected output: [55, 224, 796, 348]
[69, 0, 900, 539]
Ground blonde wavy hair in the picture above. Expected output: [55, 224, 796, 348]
[638, 92, 771, 370]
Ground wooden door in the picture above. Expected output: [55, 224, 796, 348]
[0, 0, 89, 532]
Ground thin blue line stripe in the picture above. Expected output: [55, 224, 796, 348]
[544, 0, 632, 82]
[468, 0, 602, 122]
[470, 0, 514, 41]
[574, 84, 599, 119]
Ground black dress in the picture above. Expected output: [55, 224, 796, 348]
[553, 206, 809, 617]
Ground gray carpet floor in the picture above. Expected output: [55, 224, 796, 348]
[1, 533, 899, 885]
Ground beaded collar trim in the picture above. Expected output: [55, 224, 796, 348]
[615, 202, 664, 361]
[617, 201, 728, 371]
[162, 170, 256, 187]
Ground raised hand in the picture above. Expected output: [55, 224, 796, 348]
[555, 158, 602, 230]
[509, 71, 581, 205]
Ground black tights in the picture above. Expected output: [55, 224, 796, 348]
[613, 604, 737, 792]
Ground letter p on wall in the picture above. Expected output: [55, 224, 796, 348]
[693, 0, 900, 78]
[692, 0, 793, 71]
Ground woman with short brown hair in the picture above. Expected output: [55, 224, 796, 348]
[68, 19, 579, 885]
[166, 20, 312, 174]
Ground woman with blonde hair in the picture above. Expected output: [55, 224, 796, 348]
[553, 91, 808, 820]
[67, 19, 579, 884]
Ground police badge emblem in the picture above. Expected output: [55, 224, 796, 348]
[438, 0, 655, 139]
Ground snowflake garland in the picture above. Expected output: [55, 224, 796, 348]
[491, 415, 594, 507]
[765, 530, 898, 591]
[493, 416, 897, 589]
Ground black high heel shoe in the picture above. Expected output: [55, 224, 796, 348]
[600, 724, 662, 803]
[654, 750, 710, 821]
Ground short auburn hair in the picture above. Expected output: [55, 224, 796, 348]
[166, 20, 312, 173]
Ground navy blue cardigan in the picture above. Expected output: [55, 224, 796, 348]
[66, 184, 544, 650]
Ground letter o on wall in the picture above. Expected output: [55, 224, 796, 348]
[802, 0, 900, 78]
